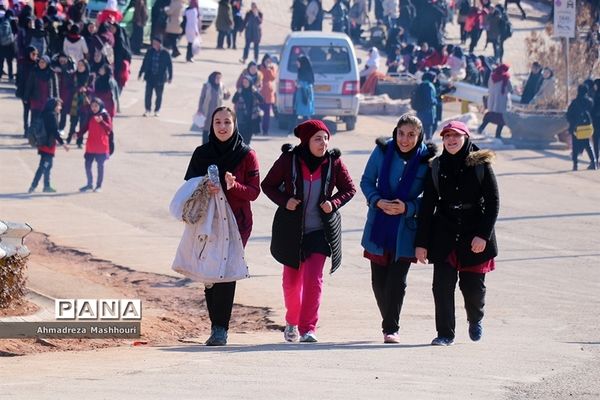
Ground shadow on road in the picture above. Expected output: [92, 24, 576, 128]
[159, 340, 432, 353]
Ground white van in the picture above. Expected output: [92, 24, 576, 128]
[277, 32, 360, 131]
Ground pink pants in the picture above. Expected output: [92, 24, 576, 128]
[282, 253, 327, 335]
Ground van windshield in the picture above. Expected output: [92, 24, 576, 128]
[288, 45, 351, 74]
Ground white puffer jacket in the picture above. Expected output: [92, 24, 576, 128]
[170, 177, 249, 284]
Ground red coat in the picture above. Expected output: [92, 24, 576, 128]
[84, 113, 112, 154]
[223, 150, 261, 246]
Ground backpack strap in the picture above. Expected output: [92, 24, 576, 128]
[291, 153, 298, 196]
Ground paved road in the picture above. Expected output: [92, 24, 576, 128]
[1, 1, 600, 398]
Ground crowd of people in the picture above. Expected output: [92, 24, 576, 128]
[176, 106, 500, 347]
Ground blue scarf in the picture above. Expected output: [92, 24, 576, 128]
[370, 141, 427, 253]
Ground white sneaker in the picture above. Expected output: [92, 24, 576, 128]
[154, 112, 160, 117]
[283, 325, 299, 342]
[299, 331, 317, 343]
[143, 110, 150, 117]
[93, 187, 103, 193]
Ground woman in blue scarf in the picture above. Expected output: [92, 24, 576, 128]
[360, 114, 436, 344]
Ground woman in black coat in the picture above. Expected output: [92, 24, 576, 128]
[261, 119, 356, 343]
[291, 0, 307, 31]
[592, 79, 600, 170]
[415, 121, 499, 346]
[566, 84, 597, 171]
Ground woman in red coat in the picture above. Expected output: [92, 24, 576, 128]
[183, 106, 261, 346]
[78, 97, 112, 193]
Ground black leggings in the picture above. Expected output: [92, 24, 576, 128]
[371, 260, 411, 334]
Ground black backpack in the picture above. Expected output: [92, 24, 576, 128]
[0, 17, 14, 46]
[27, 115, 51, 148]
[499, 13, 513, 40]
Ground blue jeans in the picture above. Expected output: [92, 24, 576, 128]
[31, 152, 53, 189]
[242, 40, 259, 62]
[85, 153, 108, 188]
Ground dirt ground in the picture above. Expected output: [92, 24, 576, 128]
[0, 233, 278, 357]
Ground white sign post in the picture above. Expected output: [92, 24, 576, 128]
[553, 0, 577, 104]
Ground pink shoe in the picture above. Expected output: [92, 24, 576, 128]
[383, 332, 400, 344]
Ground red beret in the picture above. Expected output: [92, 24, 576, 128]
[440, 120, 470, 137]
[294, 119, 330, 145]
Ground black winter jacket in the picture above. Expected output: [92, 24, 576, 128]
[261, 144, 356, 272]
[415, 147, 499, 267]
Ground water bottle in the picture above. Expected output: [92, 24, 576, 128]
[207, 164, 220, 185]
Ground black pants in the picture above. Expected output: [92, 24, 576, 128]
[459, 22, 467, 43]
[371, 260, 411, 334]
[492, 38, 505, 62]
[242, 40, 259, 62]
[0, 52, 14, 80]
[186, 42, 193, 61]
[432, 261, 486, 340]
[592, 118, 600, 165]
[164, 33, 180, 57]
[479, 111, 505, 138]
[505, 0, 526, 18]
[469, 28, 482, 54]
[217, 30, 231, 48]
[131, 25, 144, 54]
[205, 281, 236, 330]
[22, 100, 31, 134]
[144, 80, 165, 112]
[572, 136, 597, 169]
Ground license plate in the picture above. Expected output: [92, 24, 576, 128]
[314, 84, 331, 93]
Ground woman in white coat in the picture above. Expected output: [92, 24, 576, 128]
[184, 0, 202, 62]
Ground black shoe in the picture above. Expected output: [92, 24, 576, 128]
[431, 336, 454, 346]
[205, 326, 227, 346]
[573, 163, 578, 171]
[587, 162, 597, 170]
[468, 321, 483, 342]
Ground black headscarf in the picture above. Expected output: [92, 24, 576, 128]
[240, 75, 255, 115]
[297, 55, 314, 84]
[298, 144, 326, 173]
[184, 107, 251, 187]
[439, 136, 474, 178]
[76, 60, 90, 88]
[35, 55, 53, 81]
[94, 64, 112, 92]
[90, 97, 106, 115]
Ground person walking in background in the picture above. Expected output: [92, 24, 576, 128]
[164, 0, 183, 58]
[51, 52, 75, 131]
[63, 24, 88, 63]
[216, 0, 233, 49]
[478, 63, 512, 139]
[566, 84, 597, 171]
[415, 121, 500, 346]
[139, 37, 173, 117]
[232, 74, 263, 144]
[184, 0, 202, 62]
[110, 23, 132, 92]
[258, 53, 277, 135]
[261, 119, 356, 343]
[328, 0, 349, 34]
[519, 61, 543, 105]
[127, 0, 148, 55]
[93, 63, 118, 118]
[294, 55, 314, 124]
[412, 71, 438, 142]
[0, 9, 17, 82]
[183, 106, 261, 346]
[305, 0, 323, 31]
[236, 60, 262, 90]
[197, 71, 231, 143]
[24, 55, 58, 121]
[239, 2, 262, 64]
[16, 45, 38, 136]
[28, 98, 70, 194]
[360, 114, 436, 344]
[231, 0, 243, 50]
[151, 0, 169, 40]
[291, 0, 306, 32]
[68, 59, 92, 144]
[504, 0, 526, 20]
[78, 97, 112, 193]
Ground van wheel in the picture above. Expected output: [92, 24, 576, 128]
[344, 116, 357, 131]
